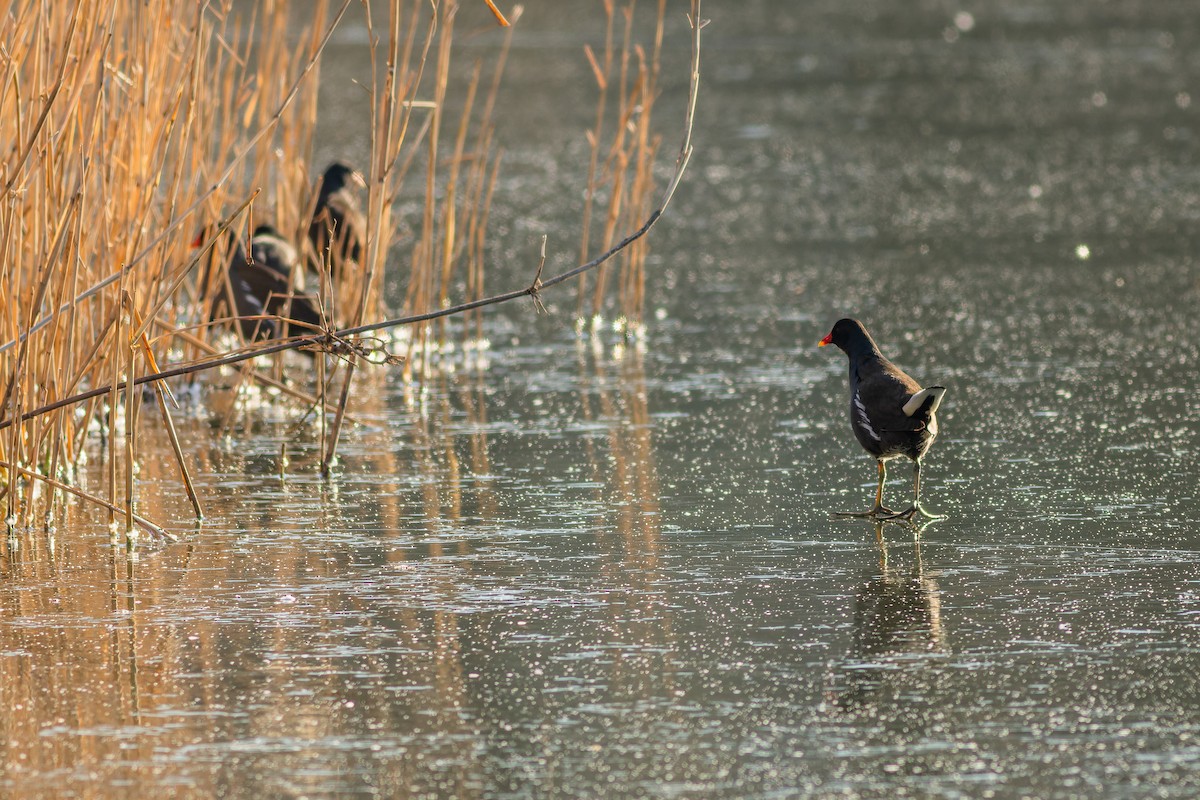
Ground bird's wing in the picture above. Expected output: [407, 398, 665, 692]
[250, 238, 298, 277]
[267, 290, 322, 330]
[234, 260, 291, 299]
[238, 262, 319, 328]
[227, 271, 267, 319]
[857, 361, 926, 433]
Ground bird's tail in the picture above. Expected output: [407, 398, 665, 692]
[902, 386, 946, 418]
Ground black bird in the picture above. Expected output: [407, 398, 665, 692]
[819, 318, 946, 519]
[307, 161, 366, 279]
[200, 224, 322, 347]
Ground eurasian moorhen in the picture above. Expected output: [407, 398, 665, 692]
[819, 318, 946, 520]
[307, 161, 366, 279]
[202, 224, 323, 346]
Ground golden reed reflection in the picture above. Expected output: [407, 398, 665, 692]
[0, 366, 502, 798]
[828, 523, 947, 712]
[578, 341, 677, 703]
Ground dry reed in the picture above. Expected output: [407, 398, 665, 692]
[577, 0, 669, 337]
[0, 0, 703, 536]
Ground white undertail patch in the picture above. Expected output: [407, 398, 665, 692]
[902, 386, 947, 417]
[853, 392, 882, 441]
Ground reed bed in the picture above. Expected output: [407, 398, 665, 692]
[0, 0, 352, 538]
[0, 0, 702, 537]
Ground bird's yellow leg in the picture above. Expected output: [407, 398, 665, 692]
[833, 459, 896, 517]
[881, 459, 945, 520]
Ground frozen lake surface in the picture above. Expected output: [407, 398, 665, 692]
[4, 1, 1200, 797]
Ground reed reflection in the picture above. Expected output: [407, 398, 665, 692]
[582, 342, 675, 700]
[449, 340, 679, 786]
[0, 367, 506, 798]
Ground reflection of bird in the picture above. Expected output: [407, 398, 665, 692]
[833, 527, 946, 711]
[200, 224, 322, 347]
[819, 318, 946, 519]
[307, 161, 366, 279]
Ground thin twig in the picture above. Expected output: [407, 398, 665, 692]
[483, 0, 510, 27]
[123, 304, 137, 543]
[0, 458, 176, 541]
[130, 298, 203, 521]
[529, 235, 548, 314]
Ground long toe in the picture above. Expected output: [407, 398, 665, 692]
[832, 504, 895, 518]
[880, 504, 945, 521]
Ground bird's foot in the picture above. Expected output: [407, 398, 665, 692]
[879, 504, 945, 521]
[832, 505, 895, 519]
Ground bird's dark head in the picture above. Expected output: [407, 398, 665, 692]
[818, 318, 880, 358]
[320, 161, 366, 193]
[252, 223, 282, 239]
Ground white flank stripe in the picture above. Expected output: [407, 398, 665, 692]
[853, 393, 881, 441]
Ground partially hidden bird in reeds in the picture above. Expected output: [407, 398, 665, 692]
[197, 223, 323, 351]
[307, 161, 366, 281]
[820, 318, 946, 520]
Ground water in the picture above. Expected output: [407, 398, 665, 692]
[5, 1, 1200, 797]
